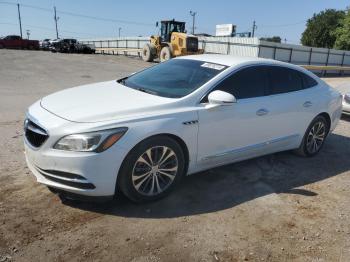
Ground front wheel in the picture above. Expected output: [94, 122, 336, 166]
[295, 115, 329, 157]
[118, 136, 186, 203]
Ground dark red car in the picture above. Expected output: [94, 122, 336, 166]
[0, 35, 39, 50]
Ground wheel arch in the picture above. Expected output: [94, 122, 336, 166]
[115, 133, 190, 194]
[317, 112, 331, 132]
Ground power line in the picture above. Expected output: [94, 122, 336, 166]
[2, 2, 155, 27]
[0, 21, 104, 38]
[56, 10, 154, 27]
[259, 20, 307, 28]
[0, 1, 154, 27]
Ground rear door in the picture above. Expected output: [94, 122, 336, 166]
[264, 66, 319, 146]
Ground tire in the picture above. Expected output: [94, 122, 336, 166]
[160, 46, 172, 62]
[118, 136, 186, 203]
[142, 44, 155, 62]
[295, 115, 329, 157]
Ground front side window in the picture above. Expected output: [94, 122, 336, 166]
[207, 66, 269, 101]
[122, 59, 227, 98]
[268, 66, 304, 95]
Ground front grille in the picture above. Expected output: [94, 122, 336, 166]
[186, 37, 198, 52]
[24, 119, 48, 148]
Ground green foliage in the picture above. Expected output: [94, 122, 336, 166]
[260, 36, 282, 43]
[301, 9, 345, 48]
[334, 9, 350, 50]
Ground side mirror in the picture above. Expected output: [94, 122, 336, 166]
[207, 90, 236, 108]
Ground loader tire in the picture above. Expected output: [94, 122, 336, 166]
[160, 46, 172, 62]
[142, 44, 155, 62]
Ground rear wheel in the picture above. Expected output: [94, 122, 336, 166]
[142, 44, 155, 62]
[295, 115, 329, 157]
[118, 136, 185, 203]
[160, 46, 172, 62]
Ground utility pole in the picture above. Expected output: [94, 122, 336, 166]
[17, 3, 23, 38]
[252, 20, 257, 37]
[118, 27, 122, 37]
[189, 10, 197, 35]
[26, 30, 30, 39]
[54, 6, 59, 39]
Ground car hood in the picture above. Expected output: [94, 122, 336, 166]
[40, 80, 175, 123]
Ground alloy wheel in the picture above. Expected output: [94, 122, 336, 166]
[132, 146, 178, 196]
[306, 121, 326, 154]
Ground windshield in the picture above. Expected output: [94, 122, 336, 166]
[121, 59, 227, 98]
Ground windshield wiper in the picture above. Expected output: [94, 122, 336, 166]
[117, 77, 128, 85]
[134, 88, 158, 96]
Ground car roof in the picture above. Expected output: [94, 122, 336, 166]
[178, 54, 284, 67]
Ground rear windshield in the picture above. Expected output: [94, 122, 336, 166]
[121, 59, 227, 98]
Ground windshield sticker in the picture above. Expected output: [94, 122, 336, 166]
[201, 63, 225, 71]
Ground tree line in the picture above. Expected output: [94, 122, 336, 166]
[260, 8, 350, 50]
[301, 8, 350, 50]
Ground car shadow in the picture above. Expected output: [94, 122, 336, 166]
[63, 133, 350, 218]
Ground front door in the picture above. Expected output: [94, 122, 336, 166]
[197, 65, 277, 167]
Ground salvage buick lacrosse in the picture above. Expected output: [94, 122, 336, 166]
[24, 55, 342, 202]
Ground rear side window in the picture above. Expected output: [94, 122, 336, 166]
[213, 66, 269, 99]
[268, 66, 304, 95]
[301, 73, 318, 88]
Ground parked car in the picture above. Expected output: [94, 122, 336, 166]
[39, 39, 51, 50]
[334, 84, 350, 114]
[0, 35, 39, 50]
[50, 38, 95, 54]
[75, 42, 95, 54]
[24, 55, 342, 202]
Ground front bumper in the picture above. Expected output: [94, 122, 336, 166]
[25, 136, 129, 197]
[24, 102, 130, 198]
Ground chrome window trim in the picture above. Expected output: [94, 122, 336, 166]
[198, 63, 320, 104]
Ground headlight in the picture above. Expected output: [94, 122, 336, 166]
[54, 127, 128, 152]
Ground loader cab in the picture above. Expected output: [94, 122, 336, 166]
[160, 20, 186, 43]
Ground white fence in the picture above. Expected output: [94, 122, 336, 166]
[80, 36, 350, 73]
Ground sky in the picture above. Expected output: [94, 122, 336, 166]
[0, 0, 348, 44]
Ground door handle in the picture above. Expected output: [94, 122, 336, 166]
[303, 101, 313, 108]
[256, 108, 269, 116]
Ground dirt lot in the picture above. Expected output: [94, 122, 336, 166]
[1, 49, 350, 262]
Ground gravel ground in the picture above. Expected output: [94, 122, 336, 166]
[1, 49, 350, 262]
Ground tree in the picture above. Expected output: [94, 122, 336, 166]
[301, 9, 345, 48]
[260, 36, 282, 43]
[334, 9, 350, 50]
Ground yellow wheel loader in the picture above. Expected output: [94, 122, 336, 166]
[142, 20, 204, 62]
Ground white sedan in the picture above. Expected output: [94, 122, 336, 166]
[24, 55, 342, 202]
[335, 84, 350, 114]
